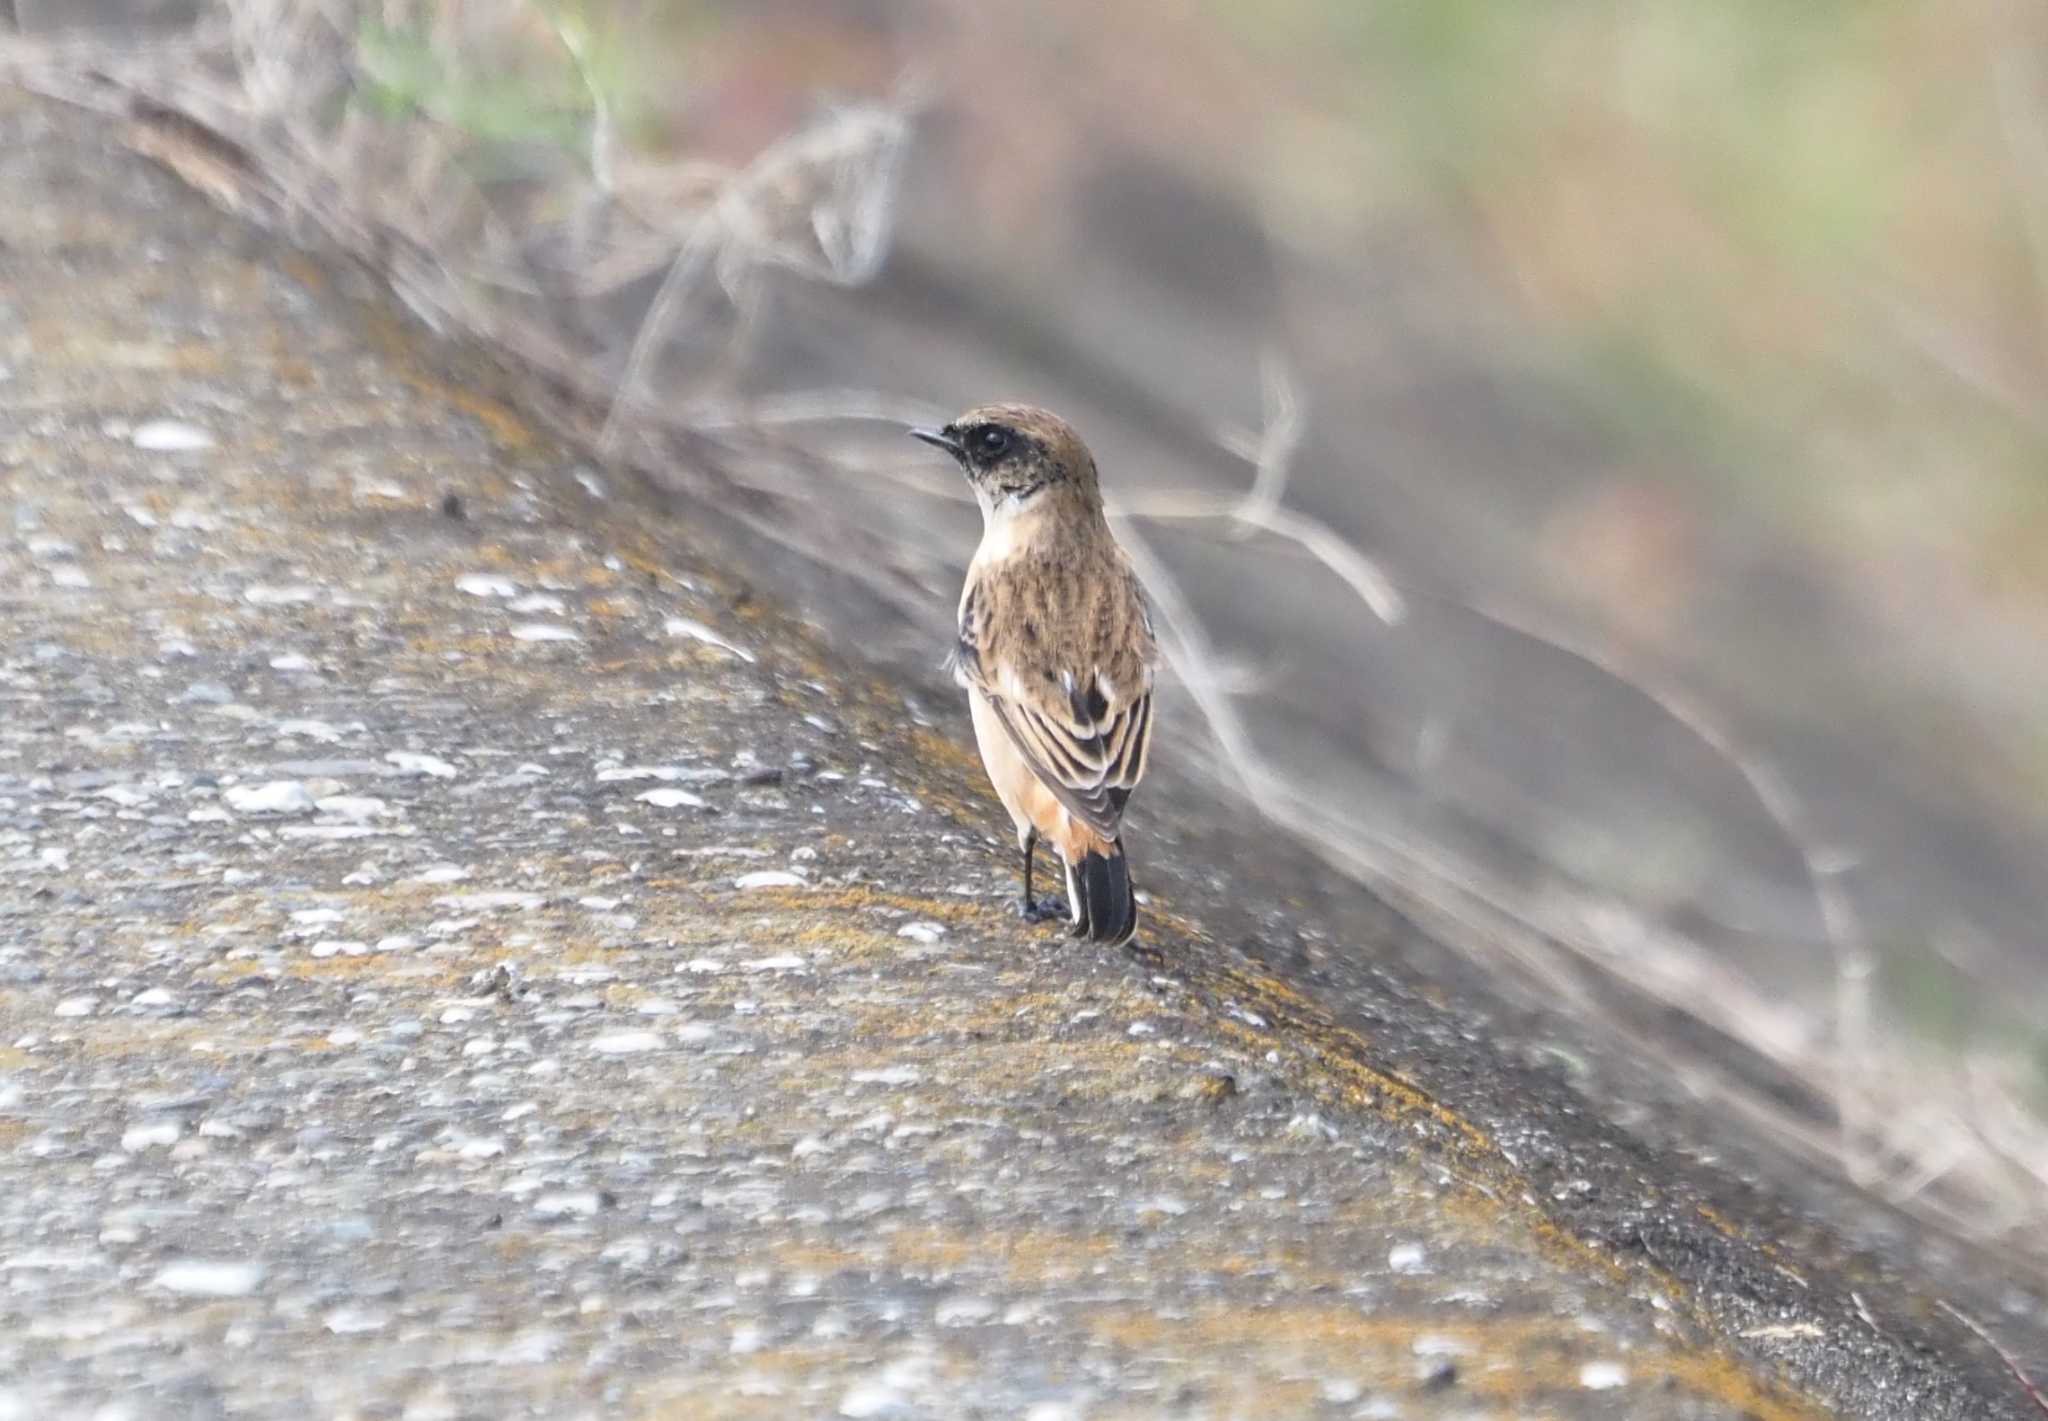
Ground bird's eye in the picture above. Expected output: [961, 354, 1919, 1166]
[975, 427, 1012, 459]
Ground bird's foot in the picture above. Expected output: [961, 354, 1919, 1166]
[1015, 896, 1069, 924]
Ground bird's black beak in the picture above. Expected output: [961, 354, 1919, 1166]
[909, 425, 963, 459]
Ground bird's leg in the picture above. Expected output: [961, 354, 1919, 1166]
[1015, 828, 1064, 922]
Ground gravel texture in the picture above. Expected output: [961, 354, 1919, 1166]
[0, 87, 2038, 1420]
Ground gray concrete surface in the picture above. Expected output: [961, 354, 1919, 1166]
[0, 87, 2039, 1420]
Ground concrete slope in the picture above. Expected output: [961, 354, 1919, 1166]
[0, 89, 2032, 1420]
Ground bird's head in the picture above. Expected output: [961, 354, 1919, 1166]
[910, 403, 1099, 515]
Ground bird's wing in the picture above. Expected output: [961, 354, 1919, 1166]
[957, 576, 1154, 842]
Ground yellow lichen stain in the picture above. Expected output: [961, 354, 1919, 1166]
[1696, 1202, 1747, 1242]
[744, 885, 996, 926]
[59, 1022, 244, 1061]
[775, 1036, 1163, 1105]
[200, 959, 272, 981]
[23, 316, 225, 376]
[1201, 977, 1495, 1157]
[357, 310, 537, 453]
[768, 1242, 868, 1275]
[614, 548, 681, 586]
[283, 953, 473, 984]
[626, 1342, 871, 1420]
[275, 250, 330, 295]
[910, 728, 983, 777]
[882, 1224, 1116, 1285]
[835, 989, 1116, 1046]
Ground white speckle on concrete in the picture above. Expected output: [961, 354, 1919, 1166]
[665, 617, 756, 662]
[280, 824, 383, 841]
[895, 921, 946, 943]
[243, 584, 319, 606]
[836, 1382, 895, 1419]
[1580, 1361, 1628, 1390]
[151, 1260, 263, 1297]
[934, 1295, 997, 1327]
[510, 623, 579, 642]
[323, 1305, 390, 1335]
[635, 788, 706, 809]
[276, 719, 344, 742]
[352, 477, 408, 502]
[532, 1191, 600, 1220]
[224, 781, 316, 815]
[1388, 1242, 1428, 1274]
[734, 871, 805, 890]
[131, 419, 215, 452]
[268, 653, 315, 672]
[837, 1355, 932, 1419]
[385, 751, 458, 778]
[1284, 1112, 1338, 1141]
[743, 953, 807, 973]
[598, 764, 727, 785]
[849, 1066, 920, 1086]
[508, 592, 567, 615]
[1411, 1333, 1471, 1358]
[119, 1121, 182, 1151]
[434, 891, 544, 913]
[55, 996, 98, 1018]
[1135, 1196, 1189, 1218]
[50, 566, 92, 589]
[316, 795, 387, 821]
[589, 1030, 664, 1055]
[456, 574, 519, 598]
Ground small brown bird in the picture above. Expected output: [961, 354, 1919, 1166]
[911, 405, 1158, 944]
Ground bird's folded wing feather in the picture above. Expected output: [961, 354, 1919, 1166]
[958, 650, 1152, 842]
[956, 556, 1157, 841]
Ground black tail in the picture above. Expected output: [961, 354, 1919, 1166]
[1066, 839, 1138, 946]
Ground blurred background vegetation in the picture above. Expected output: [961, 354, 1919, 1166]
[16, 0, 2048, 1272]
